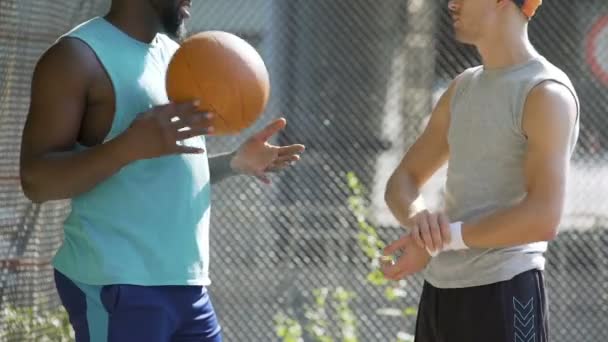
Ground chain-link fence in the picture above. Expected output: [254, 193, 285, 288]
[1, 0, 607, 341]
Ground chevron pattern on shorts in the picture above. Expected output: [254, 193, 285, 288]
[513, 297, 535, 342]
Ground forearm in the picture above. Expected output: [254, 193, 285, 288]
[385, 173, 427, 228]
[461, 199, 560, 249]
[20, 136, 131, 203]
[208, 151, 238, 184]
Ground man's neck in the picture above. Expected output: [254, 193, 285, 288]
[475, 26, 538, 70]
[105, 2, 162, 44]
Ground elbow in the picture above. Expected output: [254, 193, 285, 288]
[22, 192, 46, 205]
[523, 194, 563, 242]
[384, 175, 397, 207]
[536, 209, 563, 242]
[20, 168, 47, 204]
[540, 224, 559, 242]
[21, 181, 46, 204]
[384, 183, 392, 206]
[384, 171, 419, 210]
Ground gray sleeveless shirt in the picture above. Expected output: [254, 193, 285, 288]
[422, 56, 580, 288]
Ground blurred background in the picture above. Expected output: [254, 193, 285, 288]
[1, 0, 608, 341]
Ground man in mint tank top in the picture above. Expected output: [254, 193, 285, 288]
[381, 0, 579, 341]
[19, 1, 305, 341]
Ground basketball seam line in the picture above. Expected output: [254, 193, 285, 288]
[209, 36, 234, 131]
[183, 46, 229, 130]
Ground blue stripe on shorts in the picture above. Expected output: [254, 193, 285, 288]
[54, 270, 222, 342]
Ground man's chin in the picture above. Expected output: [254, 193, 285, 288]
[166, 23, 187, 41]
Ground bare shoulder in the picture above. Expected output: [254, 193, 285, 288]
[33, 36, 102, 88]
[527, 81, 578, 111]
[522, 81, 578, 139]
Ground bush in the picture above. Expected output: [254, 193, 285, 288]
[274, 172, 416, 342]
[1, 304, 73, 342]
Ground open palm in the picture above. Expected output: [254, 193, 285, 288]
[231, 118, 305, 184]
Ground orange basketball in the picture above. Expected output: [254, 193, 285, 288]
[166, 31, 270, 135]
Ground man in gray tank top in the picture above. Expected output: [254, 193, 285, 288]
[381, 0, 579, 341]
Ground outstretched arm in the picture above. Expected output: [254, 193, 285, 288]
[208, 118, 305, 184]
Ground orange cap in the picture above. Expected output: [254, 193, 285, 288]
[521, 0, 542, 18]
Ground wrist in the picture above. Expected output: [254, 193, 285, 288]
[447, 221, 468, 251]
[426, 221, 469, 257]
[227, 150, 241, 175]
[108, 132, 138, 166]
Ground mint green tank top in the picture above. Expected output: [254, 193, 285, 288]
[52, 17, 212, 286]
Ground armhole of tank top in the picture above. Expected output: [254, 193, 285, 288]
[62, 34, 120, 143]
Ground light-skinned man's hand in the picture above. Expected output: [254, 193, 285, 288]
[409, 210, 452, 254]
[381, 233, 431, 281]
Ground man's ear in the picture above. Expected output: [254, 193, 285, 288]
[496, 0, 510, 9]
[496, 0, 517, 14]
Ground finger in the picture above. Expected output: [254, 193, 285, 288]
[381, 265, 400, 281]
[439, 213, 451, 246]
[379, 255, 395, 266]
[418, 216, 435, 252]
[172, 112, 214, 130]
[175, 145, 205, 154]
[274, 154, 301, 164]
[266, 161, 297, 172]
[412, 225, 425, 250]
[255, 172, 271, 184]
[429, 214, 443, 251]
[382, 236, 408, 256]
[277, 144, 306, 156]
[157, 100, 201, 119]
[175, 126, 214, 141]
[279, 160, 298, 168]
[253, 118, 287, 142]
[265, 162, 294, 173]
[392, 265, 418, 281]
[383, 254, 415, 280]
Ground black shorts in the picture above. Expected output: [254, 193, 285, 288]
[415, 269, 549, 342]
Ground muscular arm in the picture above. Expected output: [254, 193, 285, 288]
[461, 82, 578, 248]
[384, 77, 459, 228]
[19, 38, 132, 203]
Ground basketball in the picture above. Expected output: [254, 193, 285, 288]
[166, 31, 270, 135]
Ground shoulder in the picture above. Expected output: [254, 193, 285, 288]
[33, 37, 100, 87]
[29, 36, 105, 111]
[526, 81, 578, 117]
[450, 66, 482, 95]
[453, 66, 482, 86]
[522, 80, 578, 138]
[441, 66, 482, 108]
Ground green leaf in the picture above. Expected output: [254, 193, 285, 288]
[367, 269, 388, 286]
[385, 287, 398, 301]
[403, 307, 418, 317]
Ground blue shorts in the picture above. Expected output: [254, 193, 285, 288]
[54, 270, 222, 342]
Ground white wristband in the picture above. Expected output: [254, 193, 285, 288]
[426, 221, 468, 257]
